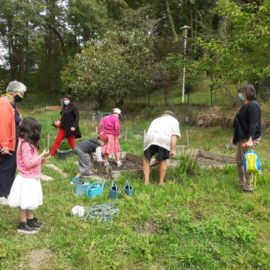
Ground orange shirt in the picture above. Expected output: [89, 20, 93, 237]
[0, 97, 16, 151]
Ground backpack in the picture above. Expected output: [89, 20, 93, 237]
[243, 150, 261, 174]
[243, 150, 261, 188]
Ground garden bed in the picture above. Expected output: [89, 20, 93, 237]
[176, 145, 235, 168]
[92, 153, 143, 179]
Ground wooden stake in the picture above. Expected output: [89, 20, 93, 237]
[47, 133, 51, 150]
[186, 130, 190, 148]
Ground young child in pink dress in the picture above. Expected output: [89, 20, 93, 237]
[98, 108, 121, 166]
[8, 117, 49, 234]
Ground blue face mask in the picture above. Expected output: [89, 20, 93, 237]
[238, 93, 244, 101]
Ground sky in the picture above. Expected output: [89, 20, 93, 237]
[0, 40, 8, 67]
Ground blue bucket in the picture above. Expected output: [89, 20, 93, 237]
[57, 149, 73, 160]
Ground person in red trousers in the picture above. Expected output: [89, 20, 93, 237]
[50, 95, 81, 156]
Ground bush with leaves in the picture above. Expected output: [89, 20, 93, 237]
[61, 30, 153, 108]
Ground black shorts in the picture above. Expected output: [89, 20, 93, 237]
[144, 145, 170, 161]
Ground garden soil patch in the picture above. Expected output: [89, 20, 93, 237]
[92, 153, 142, 178]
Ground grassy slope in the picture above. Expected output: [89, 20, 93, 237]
[131, 80, 235, 106]
[1, 106, 270, 269]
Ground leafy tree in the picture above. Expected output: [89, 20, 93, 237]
[0, 0, 45, 81]
[151, 57, 180, 104]
[68, 0, 108, 43]
[61, 30, 153, 108]
[197, 0, 270, 94]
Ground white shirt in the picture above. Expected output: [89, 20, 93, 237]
[144, 115, 181, 151]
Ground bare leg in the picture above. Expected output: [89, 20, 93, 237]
[26, 210, 33, 220]
[103, 154, 109, 162]
[159, 160, 167, 185]
[115, 152, 120, 162]
[143, 158, 151, 185]
[19, 209, 27, 222]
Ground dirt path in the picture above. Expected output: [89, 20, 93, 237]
[26, 249, 55, 270]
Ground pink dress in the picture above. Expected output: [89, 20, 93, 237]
[98, 114, 121, 155]
[8, 138, 43, 210]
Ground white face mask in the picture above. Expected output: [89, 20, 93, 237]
[64, 100, 70, 106]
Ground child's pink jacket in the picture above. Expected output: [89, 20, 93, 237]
[16, 138, 42, 179]
[98, 114, 120, 136]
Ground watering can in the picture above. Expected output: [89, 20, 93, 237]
[73, 182, 90, 196]
[87, 180, 107, 198]
[124, 181, 133, 196]
[109, 181, 120, 200]
[70, 176, 83, 185]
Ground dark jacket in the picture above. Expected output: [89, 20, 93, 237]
[60, 103, 81, 138]
[233, 101, 262, 145]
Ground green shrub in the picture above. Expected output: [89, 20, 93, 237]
[168, 155, 201, 183]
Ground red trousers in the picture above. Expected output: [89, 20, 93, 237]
[50, 128, 76, 156]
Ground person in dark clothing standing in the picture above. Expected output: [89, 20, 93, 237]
[50, 95, 81, 156]
[232, 84, 262, 192]
[74, 134, 108, 178]
[0, 81, 27, 205]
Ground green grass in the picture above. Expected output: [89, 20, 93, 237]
[131, 80, 236, 107]
[1, 110, 270, 269]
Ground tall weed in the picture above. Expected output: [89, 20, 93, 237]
[168, 155, 201, 183]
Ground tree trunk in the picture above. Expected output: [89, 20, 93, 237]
[165, 0, 178, 42]
[210, 75, 214, 106]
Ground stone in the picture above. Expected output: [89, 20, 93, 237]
[41, 174, 54, 181]
[45, 163, 68, 177]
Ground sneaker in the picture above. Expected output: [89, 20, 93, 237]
[243, 189, 254, 193]
[27, 218, 42, 229]
[117, 160, 122, 167]
[0, 197, 8, 205]
[17, 222, 37, 234]
[104, 161, 109, 166]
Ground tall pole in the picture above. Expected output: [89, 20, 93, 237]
[181, 25, 191, 104]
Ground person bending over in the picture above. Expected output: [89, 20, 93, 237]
[75, 134, 108, 178]
[143, 111, 181, 185]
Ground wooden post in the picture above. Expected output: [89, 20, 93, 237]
[186, 130, 189, 148]
[125, 128, 128, 140]
[47, 133, 51, 150]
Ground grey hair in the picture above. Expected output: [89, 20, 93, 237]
[6, 80, 27, 93]
[162, 110, 175, 117]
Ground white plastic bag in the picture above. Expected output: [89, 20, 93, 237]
[71, 205, 85, 217]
